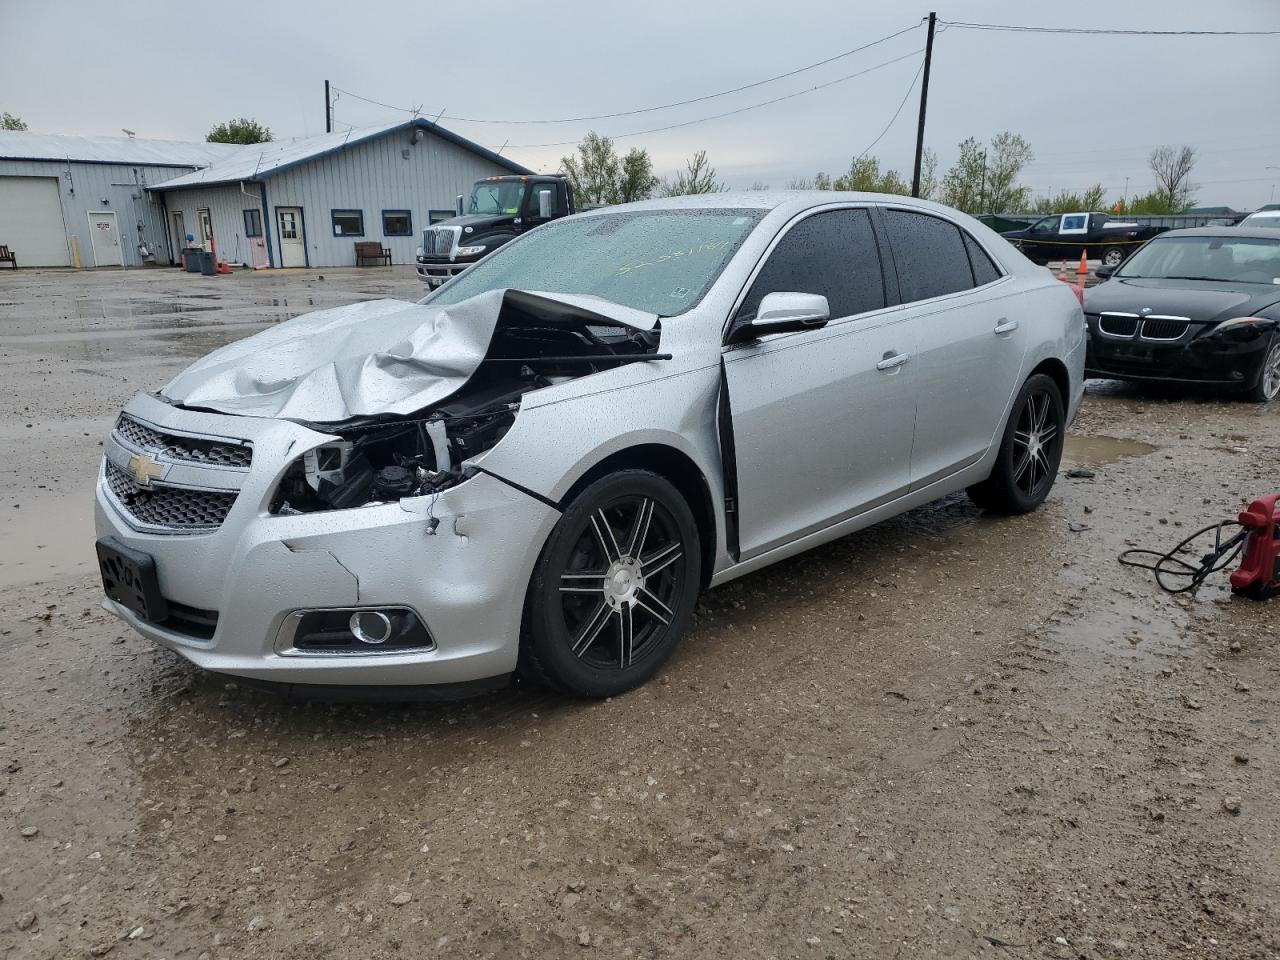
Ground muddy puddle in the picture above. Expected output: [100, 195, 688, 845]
[1062, 433, 1158, 466]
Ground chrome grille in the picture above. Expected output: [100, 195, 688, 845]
[421, 225, 459, 259]
[1140, 317, 1188, 341]
[1097, 313, 1139, 337]
[114, 413, 252, 469]
[104, 460, 238, 532]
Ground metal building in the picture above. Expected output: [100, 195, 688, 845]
[0, 133, 239, 267]
[150, 119, 531, 269]
[0, 119, 531, 270]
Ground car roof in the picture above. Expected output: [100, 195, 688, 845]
[572, 189, 976, 221]
[1146, 226, 1280, 241]
[1243, 211, 1280, 219]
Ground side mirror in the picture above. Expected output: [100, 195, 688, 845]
[728, 292, 830, 344]
[455, 194, 465, 217]
[537, 189, 553, 219]
[1094, 264, 1116, 280]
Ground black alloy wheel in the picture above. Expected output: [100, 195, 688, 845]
[967, 373, 1066, 514]
[522, 470, 701, 698]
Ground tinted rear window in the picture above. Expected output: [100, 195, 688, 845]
[963, 232, 1002, 285]
[882, 209, 975, 303]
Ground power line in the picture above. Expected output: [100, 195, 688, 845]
[939, 19, 1280, 36]
[331, 22, 921, 127]
[501, 49, 925, 149]
[856, 56, 926, 161]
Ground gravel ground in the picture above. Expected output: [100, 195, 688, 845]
[1, 267, 1278, 959]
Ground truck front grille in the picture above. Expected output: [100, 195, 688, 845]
[421, 226, 459, 259]
[114, 414, 252, 469]
[104, 460, 238, 532]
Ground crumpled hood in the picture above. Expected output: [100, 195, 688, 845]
[161, 288, 657, 423]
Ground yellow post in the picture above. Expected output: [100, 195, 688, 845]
[69, 235, 82, 269]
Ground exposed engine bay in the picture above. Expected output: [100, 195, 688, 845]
[268, 294, 664, 515]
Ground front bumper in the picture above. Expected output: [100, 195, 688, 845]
[95, 394, 560, 687]
[1084, 317, 1273, 387]
[415, 258, 472, 287]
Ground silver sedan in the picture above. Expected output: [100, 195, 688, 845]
[95, 192, 1085, 699]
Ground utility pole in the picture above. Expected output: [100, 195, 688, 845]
[324, 80, 332, 134]
[911, 11, 937, 198]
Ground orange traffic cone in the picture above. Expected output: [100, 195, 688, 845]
[1078, 249, 1088, 275]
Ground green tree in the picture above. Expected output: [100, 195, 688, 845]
[1030, 183, 1107, 215]
[660, 150, 727, 196]
[206, 118, 273, 144]
[832, 156, 910, 194]
[917, 148, 938, 201]
[617, 147, 659, 203]
[1, 111, 28, 131]
[941, 133, 1034, 213]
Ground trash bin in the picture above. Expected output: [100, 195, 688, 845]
[199, 251, 217, 276]
[183, 249, 201, 273]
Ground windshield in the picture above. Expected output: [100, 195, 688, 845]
[425, 208, 765, 316]
[468, 180, 526, 216]
[1116, 235, 1280, 284]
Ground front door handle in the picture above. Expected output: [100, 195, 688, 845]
[994, 318, 1019, 335]
[876, 351, 911, 371]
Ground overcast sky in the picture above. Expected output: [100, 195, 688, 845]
[5, 0, 1278, 208]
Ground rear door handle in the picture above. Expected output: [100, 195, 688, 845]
[876, 351, 911, 371]
[994, 319, 1019, 335]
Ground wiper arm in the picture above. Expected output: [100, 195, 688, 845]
[1160, 275, 1229, 282]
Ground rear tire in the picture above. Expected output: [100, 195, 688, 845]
[1243, 335, 1280, 403]
[967, 374, 1066, 514]
[520, 470, 701, 698]
[1101, 246, 1126, 268]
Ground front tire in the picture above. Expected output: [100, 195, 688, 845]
[967, 374, 1066, 514]
[1244, 335, 1280, 403]
[520, 470, 701, 698]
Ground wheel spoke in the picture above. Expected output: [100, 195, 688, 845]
[625, 498, 654, 559]
[1038, 422, 1058, 445]
[640, 541, 682, 579]
[571, 602, 611, 656]
[635, 588, 674, 626]
[590, 509, 622, 563]
[1031, 393, 1049, 432]
[1012, 446, 1033, 484]
[617, 606, 635, 668]
[559, 571, 606, 593]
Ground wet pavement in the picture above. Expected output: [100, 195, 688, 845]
[2, 266, 1279, 959]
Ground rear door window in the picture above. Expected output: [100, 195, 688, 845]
[962, 232, 1002, 286]
[736, 209, 885, 322]
[882, 209, 975, 303]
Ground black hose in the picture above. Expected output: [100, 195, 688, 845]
[1118, 521, 1249, 594]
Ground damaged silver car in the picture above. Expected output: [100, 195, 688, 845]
[95, 193, 1085, 699]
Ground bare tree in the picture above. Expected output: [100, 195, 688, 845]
[660, 150, 728, 196]
[1148, 145, 1196, 212]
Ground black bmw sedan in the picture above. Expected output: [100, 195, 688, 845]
[1083, 228, 1280, 401]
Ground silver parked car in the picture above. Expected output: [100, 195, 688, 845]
[95, 193, 1085, 699]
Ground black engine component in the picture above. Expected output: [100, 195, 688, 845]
[372, 464, 416, 500]
[314, 452, 374, 509]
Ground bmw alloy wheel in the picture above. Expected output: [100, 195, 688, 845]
[1264, 339, 1280, 401]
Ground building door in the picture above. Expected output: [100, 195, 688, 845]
[170, 210, 186, 260]
[276, 207, 306, 267]
[197, 208, 213, 251]
[88, 211, 122, 267]
[0, 176, 70, 266]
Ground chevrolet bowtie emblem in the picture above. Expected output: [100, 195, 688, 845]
[127, 452, 164, 486]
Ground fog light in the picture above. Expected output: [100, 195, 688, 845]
[349, 610, 392, 644]
[276, 607, 434, 655]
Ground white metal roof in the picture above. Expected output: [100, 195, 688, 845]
[0, 131, 243, 167]
[148, 118, 531, 191]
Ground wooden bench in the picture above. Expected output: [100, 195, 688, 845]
[0, 245, 15, 269]
[354, 241, 391, 267]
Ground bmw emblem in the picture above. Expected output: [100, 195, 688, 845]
[1140, 307, 1153, 315]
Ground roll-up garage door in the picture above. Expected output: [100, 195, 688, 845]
[0, 176, 70, 266]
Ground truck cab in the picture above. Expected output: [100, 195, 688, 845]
[416, 175, 575, 287]
[1002, 212, 1160, 268]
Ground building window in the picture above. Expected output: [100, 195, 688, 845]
[331, 209, 364, 237]
[243, 209, 263, 237]
[382, 209, 412, 236]
[428, 209, 455, 225]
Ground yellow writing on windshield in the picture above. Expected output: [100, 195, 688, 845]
[617, 239, 732, 275]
